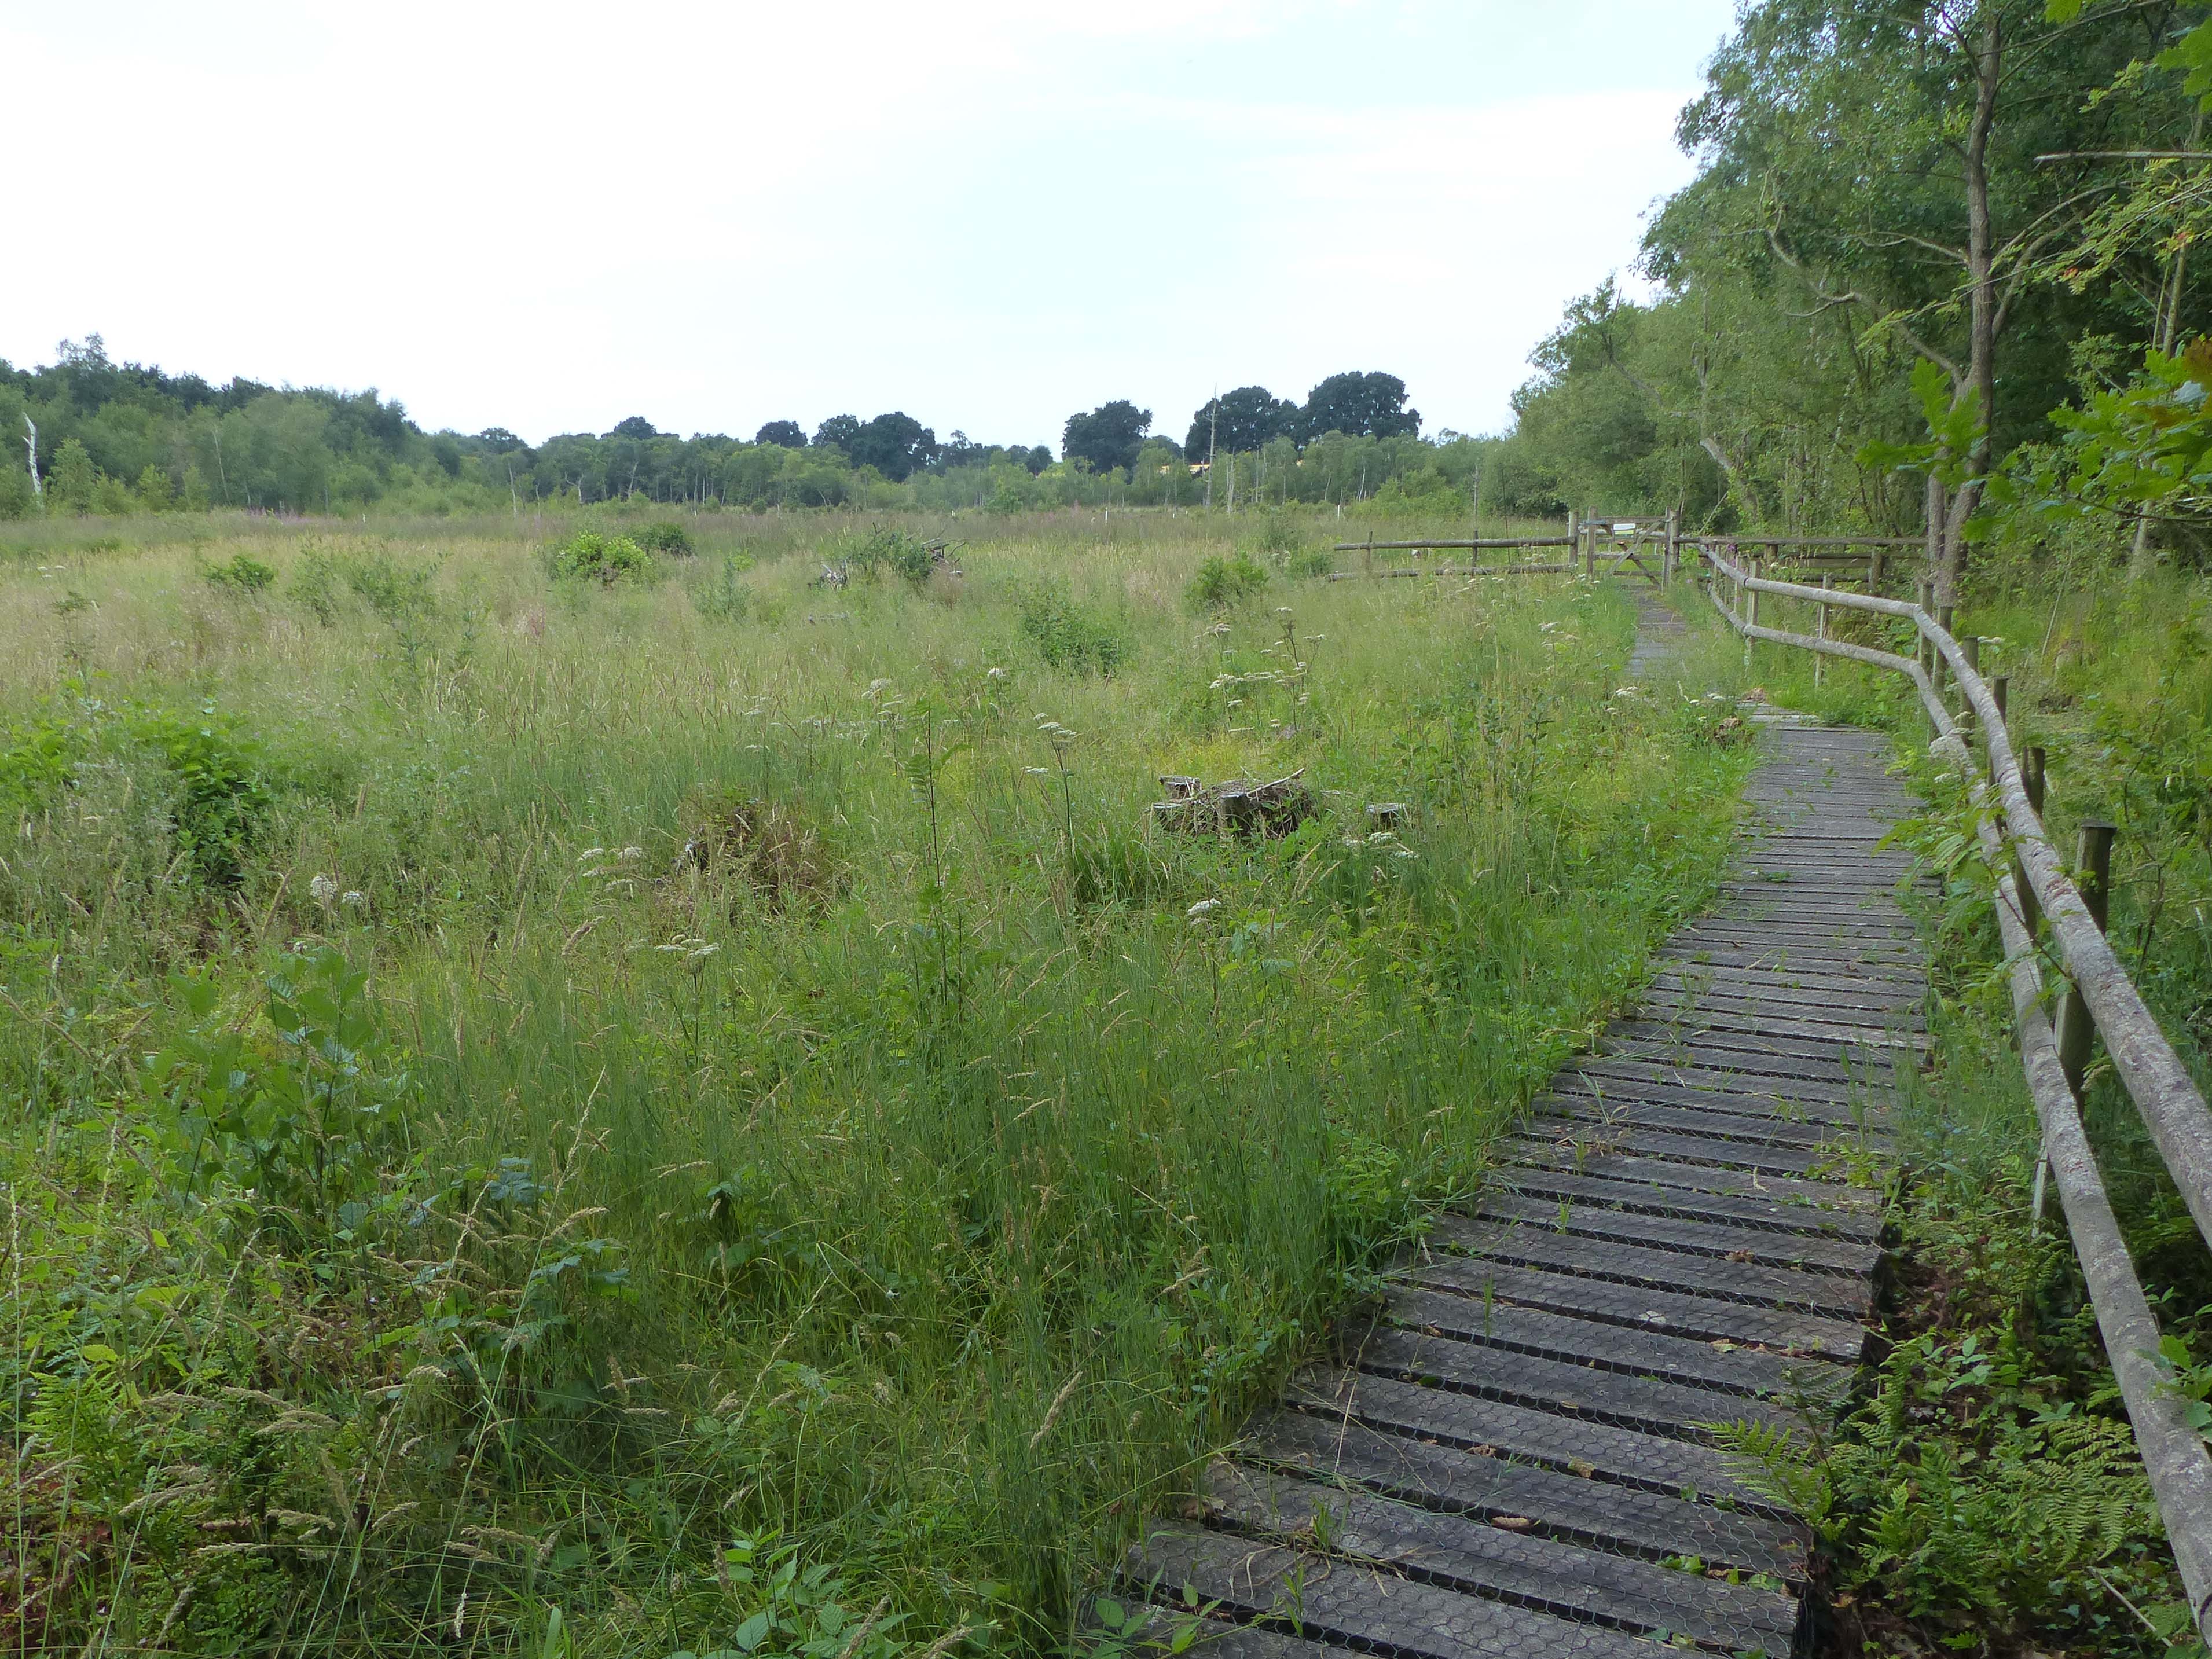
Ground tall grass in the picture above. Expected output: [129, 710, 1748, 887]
[1, 520, 1754, 1658]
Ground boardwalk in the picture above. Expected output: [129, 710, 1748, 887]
[1123, 715, 1920, 1658]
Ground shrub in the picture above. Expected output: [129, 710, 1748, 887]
[0, 715, 74, 812]
[290, 546, 342, 625]
[148, 946, 417, 1231]
[344, 550, 441, 620]
[841, 526, 935, 584]
[1255, 516, 1304, 558]
[637, 520, 696, 556]
[551, 530, 655, 586]
[123, 703, 272, 888]
[1014, 581, 1127, 675]
[201, 553, 277, 594]
[0, 460, 34, 520]
[1184, 553, 1269, 612]
[691, 553, 754, 622]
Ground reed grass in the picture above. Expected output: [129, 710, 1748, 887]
[1, 517, 1754, 1658]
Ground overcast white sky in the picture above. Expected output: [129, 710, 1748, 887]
[1, 1, 1736, 448]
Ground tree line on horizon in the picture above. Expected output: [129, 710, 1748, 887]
[0, 339, 1449, 521]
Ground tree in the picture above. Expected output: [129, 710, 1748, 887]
[813, 414, 862, 453]
[755, 420, 806, 449]
[1185, 387, 1293, 457]
[1063, 401, 1153, 476]
[608, 416, 660, 440]
[1295, 372, 1421, 442]
[50, 438, 97, 512]
[1660, 0, 2183, 597]
[848, 412, 936, 481]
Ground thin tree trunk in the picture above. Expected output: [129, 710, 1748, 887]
[1940, 6, 2004, 607]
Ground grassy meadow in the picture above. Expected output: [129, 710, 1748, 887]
[2, 511, 1757, 1659]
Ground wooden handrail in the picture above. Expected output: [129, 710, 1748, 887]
[1697, 542, 2212, 1634]
[1329, 537, 1576, 552]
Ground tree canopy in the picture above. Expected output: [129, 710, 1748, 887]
[1479, 0, 2212, 589]
[1294, 372, 1421, 442]
[1062, 401, 1153, 475]
[1186, 387, 1295, 458]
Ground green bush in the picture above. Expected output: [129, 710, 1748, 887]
[0, 460, 34, 519]
[691, 553, 754, 622]
[344, 550, 441, 620]
[841, 526, 935, 584]
[551, 530, 656, 586]
[1184, 553, 1269, 612]
[123, 703, 272, 888]
[289, 546, 342, 625]
[201, 552, 277, 594]
[149, 946, 417, 1235]
[1014, 580, 1127, 675]
[0, 714, 74, 811]
[638, 520, 696, 556]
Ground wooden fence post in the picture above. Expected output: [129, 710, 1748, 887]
[2018, 744, 2048, 939]
[1917, 579, 1936, 684]
[1744, 553, 1760, 669]
[1814, 574, 1830, 688]
[1664, 509, 1679, 586]
[2055, 821, 2120, 1098]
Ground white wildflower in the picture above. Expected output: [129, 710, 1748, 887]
[1186, 899, 1221, 920]
[340, 890, 366, 909]
[309, 873, 339, 909]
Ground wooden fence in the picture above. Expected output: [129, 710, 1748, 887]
[1697, 543, 2212, 1640]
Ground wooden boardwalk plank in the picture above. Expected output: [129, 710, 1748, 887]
[1371, 1295, 1848, 1404]
[1283, 1369, 1781, 1506]
[1124, 1523, 1663, 1658]
[1448, 1194, 1881, 1275]
[1203, 1461, 1799, 1654]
